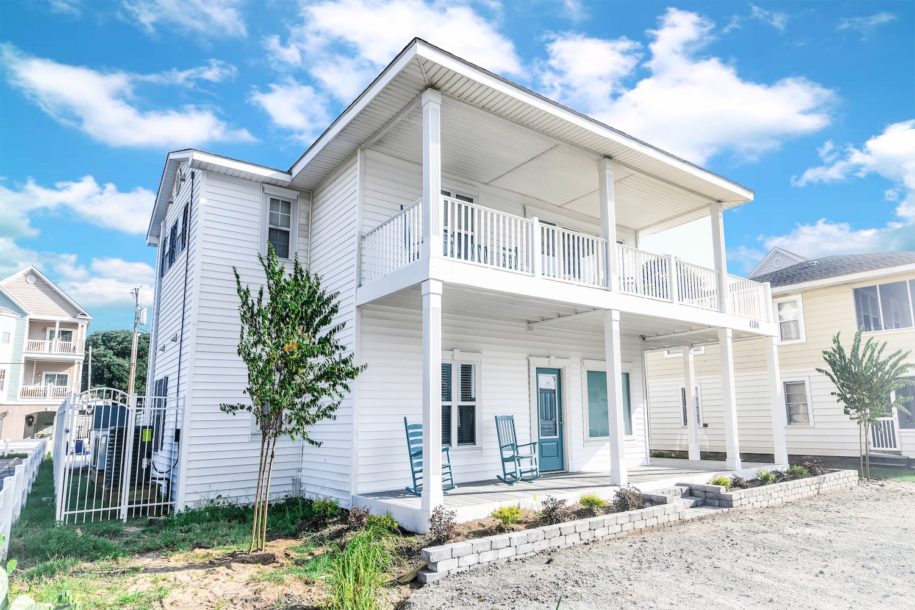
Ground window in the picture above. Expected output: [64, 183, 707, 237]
[267, 198, 293, 258]
[898, 378, 915, 430]
[0, 369, 6, 392]
[160, 203, 190, 277]
[441, 361, 478, 447]
[680, 386, 702, 427]
[664, 346, 705, 358]
[854, 280, 915, 332]
[1, 331, 10, 344]
[159, 232, 169, 278]
[167, 222, 179, 266]
[43, 373, 68, 387]
[776, 297, 805, 343]
[586, 370, 632, 438]
[784, 380, 811, 425]
[179, 204, 189, 253]
[47, 328, 74, 343]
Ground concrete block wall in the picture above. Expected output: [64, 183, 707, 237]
[692, 470, 858, 509]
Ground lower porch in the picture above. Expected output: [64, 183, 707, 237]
[353, 458, 772, 532]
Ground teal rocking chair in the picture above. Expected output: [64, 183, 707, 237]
[495, 415, 540, 484]
[404, 417, 456, 496]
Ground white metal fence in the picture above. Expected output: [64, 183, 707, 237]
[1, 439, 46, 559]
[54, 388, 183, 524]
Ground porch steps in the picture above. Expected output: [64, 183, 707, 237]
[641, 485, 704, 508]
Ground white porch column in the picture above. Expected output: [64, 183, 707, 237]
[682, 345, 701, 461]
[421, 279, 444, 515]
[421, 89, 443, 263]
[709, 202, 730, 313]
[718, 327, 742, 470]
[766, 336, 790, 466]
[597, 157, 618, 291]
[603, 310, 628, 485]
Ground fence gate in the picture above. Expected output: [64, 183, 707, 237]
[53, 388, 183, 524]
[870, 415, 899, 451]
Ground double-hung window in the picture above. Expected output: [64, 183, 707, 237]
[775, 297, 805, 343]
[680, 386, 702, 427]
[854, 280, 915, 332]
[268, 198, 293, 259]
[43, 372, 68, 387]
[0, 369, 6, 392]
[783, 380, 812, 425]
[585, 370, 632, 438]
[441, 361, 478, 447]
[897, 378, 915, 430]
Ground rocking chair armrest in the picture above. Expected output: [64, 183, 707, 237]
[515, 441, 538, 455]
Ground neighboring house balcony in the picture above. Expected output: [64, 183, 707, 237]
[24, 320, 86, 358]
[19, 384, 71, 400]
[24, 338, 83, 356]
[358, 195, 773, 332]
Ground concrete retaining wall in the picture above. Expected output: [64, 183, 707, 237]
[418, 470, 857, 583]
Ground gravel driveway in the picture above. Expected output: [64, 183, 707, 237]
[405, 481, 915, 609]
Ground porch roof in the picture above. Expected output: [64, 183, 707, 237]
[287, 39, 754, 233]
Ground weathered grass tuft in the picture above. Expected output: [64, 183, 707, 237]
[329, 524, 396, 610]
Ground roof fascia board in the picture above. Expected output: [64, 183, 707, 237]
[771, 262, 915, 295]
[413, 41, 754, 203]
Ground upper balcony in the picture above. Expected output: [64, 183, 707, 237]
[359, 196, 772, 328]
[24, 338, 83, 356]
[24, 321, 84, 358]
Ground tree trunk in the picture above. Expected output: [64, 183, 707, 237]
[865, 420, 871, 480]
[250, 432, 268, 553]
[858, 421, 863, 479]
[261, 435, 278, 551]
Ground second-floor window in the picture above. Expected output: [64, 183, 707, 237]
[854, 280, 915, 332]
[268, 198, 293, 259]
[160, 203, 190, 277]
[776, 296, 805, 343]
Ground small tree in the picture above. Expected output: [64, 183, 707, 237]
[221, 248, 364, 552]
[816, 331, 912, 479]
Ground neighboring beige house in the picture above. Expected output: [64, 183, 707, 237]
[0, 267, 91, 440]
[646, 249, 915, 462]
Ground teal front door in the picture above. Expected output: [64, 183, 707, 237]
[536, 368, 564, 472]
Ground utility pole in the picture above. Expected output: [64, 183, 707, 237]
[87, 345, 93, 391]
[127, 287, 141, 395]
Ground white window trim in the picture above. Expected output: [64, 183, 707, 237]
[42, 372, 69, 387]
[782, 377, 815, 427]
[442, 350, 482, 451]
[663, 346, 705, 358]
[45, 327, 74, 342]
[774, 295, 806, 344]
[261, 186, 301, 260]
[581, 359, 634, 441]
[679, 384, 703, 428]
[854, 279, 915, 335]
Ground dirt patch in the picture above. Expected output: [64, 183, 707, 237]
[404, 481, 915, 609]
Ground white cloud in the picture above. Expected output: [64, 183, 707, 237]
[249, 79, 330, 143]
[539, 34, 641, 112]
[0, 175, 155, 238]
[561, 0, 587, 22]
[121, 0, 247, 38]
[1, 44, 253, 148]
[838, 12, 897, 38]
[48, 0, 82, 15]
[266, 0, 521, 102]
[140, 59, 238, 88]
[750, 120, 915, 264]
[749, 4, 789, 31]
[538, 8, 834, 164]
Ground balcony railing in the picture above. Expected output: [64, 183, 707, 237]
[24, 339, 81, 355]
[359, 197, 770, 321]
[19, 385, 70, 400]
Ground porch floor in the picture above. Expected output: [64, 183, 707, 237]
[353, 458, 774, 532]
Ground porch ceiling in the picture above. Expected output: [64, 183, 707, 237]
[368, 98, 719, 234]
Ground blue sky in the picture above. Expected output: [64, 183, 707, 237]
[1, 0, 913, 330]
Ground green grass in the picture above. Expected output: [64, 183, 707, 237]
[866, 466, 915, 482]
[329, 525, 396, 610]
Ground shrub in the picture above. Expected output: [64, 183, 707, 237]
[491, 505, 523, 531]
[428, 505, 457, 543]
[785, 464, 809, 479]
[709, 475, 732, 491]
[313, 498, 340, 520]
[756, 470, 776, 485]
[366, 513, 399, 533]
[540, 496, 572, 525]
[729, 475, 750, 489]
[329, 525, 395, 610]
[611, 486, 644, 513]
[347, 507, 370, 530]
[803, 460, 827, 476]
[579, 494, 608, 515]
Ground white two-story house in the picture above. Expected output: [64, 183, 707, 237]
[145, 39, 784, 531]
[0, 267, 90, 440]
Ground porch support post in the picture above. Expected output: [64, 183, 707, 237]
[597, 157, 618, 291]
[603, 309, 628, 485]
[421, 279, 444, 515]
[421, 89, 443, 264]
[682, 345, 700, 461]
[718, 327, 742, 470]
[709, 202, 730, 313]
[766, 336, 790, 466]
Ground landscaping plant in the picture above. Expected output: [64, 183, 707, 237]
[540, 496, 572, 525]
[579, 494, 609, 516]
[491, 506, 523, 531]
[817, 331, 912, 479]
[786, 464, 810, 479]
[756, 470, 776, 486]
[428, 505, 457, 543]
[329, 523, 396, 610]
[611, 487, 644, 513]
[347, 507, 370, 531]
[221, 247, 364, 552]
[709, 475, 732, 491]
[729, 475, 750, 489]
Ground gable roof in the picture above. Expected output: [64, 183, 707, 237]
[0, 266, 91, 319]
[0, 284, 28, 316]
[753, 252, 915, 289]
[747, 247, 807, 279]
